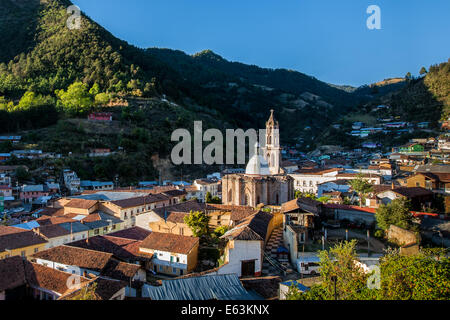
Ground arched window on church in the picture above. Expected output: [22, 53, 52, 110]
[228, 189, 233, 203]
[271, 154, 275, 167]
[256, 196, 260, 204]
[276, 194, 279, 205]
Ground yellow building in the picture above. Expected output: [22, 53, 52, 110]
[0, 226, 47, 260]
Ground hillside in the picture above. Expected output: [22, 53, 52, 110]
[0, 0, 366, 139]
[316, 60, 450, 151]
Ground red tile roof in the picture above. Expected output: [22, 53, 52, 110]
[391, 187, 434, 198]
[68, 235, 147, 261]
[100, 259, 142, 282]
[223, 211, 273, 241]
[107, 226, 151, 241]
[65, 199, 98, 210]
[0, 256, 27, 291]
[111, 194, 168, 209]
[140, 232, 199, 255]
[25, 261, 89, 295]
[0, 226, 47, 252]
[32, 246, 113, 272]
[59, 278, 127, 300]
[36, 216, 76, 225]
[323, 203, 377, 214]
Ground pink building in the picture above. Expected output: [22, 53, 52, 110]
[0, 185, 12, 197]
[88, 112, 113, 121]
[20, 185, 49, 203]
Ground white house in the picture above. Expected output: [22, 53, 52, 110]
[139, 232, 200, 277]
[185, 179, 221, 202]
[317, 180, 351, 197]
[290, 168, 342, 194]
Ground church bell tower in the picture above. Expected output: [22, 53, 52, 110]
[263, 109, 281, 175]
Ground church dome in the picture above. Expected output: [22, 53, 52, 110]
[245, 143, 271, 176]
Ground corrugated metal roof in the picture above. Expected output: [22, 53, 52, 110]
[12, 221, 41, 230]
[143, 274, 262, 300]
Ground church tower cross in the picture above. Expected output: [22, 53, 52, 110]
[263, 109, 281, 174]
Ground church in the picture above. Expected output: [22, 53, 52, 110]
[222, 110, 295, 207]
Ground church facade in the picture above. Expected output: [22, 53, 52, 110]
[222, 110, 294, 207]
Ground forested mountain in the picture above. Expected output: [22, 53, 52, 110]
[377, 60, 450, 123]
[0, 0, 370, 140]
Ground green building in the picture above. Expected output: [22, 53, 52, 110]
[0, 193, 4, 213]
[398, 143, 425, 153]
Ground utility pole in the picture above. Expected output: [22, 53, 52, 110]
[331, 275, 338, 300]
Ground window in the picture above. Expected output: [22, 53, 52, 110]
[34, 248, 39, 253]
[94, 229, 100, 235]
[173, 267, 177, 274]
[21, 251, 26, 257]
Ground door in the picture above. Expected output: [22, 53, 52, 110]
[241, 260, 256, 277]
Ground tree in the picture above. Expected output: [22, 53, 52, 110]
[317, 196, 331, 204]
[287, 240, 376, 300]
[89, 83, 100, 96]
[94, 92, 110, 106]
[419, 67, 428, 76]
[205, 191, 212, 203]
[205, 192, 221, 204]
[375, 198, 413, 231]
[183, 210, 210, 237]
[295, 191, 317, 200]
[287, 245, 450, 300]
[55, 82, 93, 115]
[67, 282, 99, 300]
[15, 166, 31, 183]
[348, 174, 373, 207]
[378, 248, 450, 300]
[214, 226, 230, 237]
[16, 91, 53, 111]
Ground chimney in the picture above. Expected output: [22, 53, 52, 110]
[391, 181, 395, 190]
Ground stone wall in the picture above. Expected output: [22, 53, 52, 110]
[387, 225, 417, 246]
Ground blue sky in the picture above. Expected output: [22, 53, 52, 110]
[72, 0, 450, 87]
